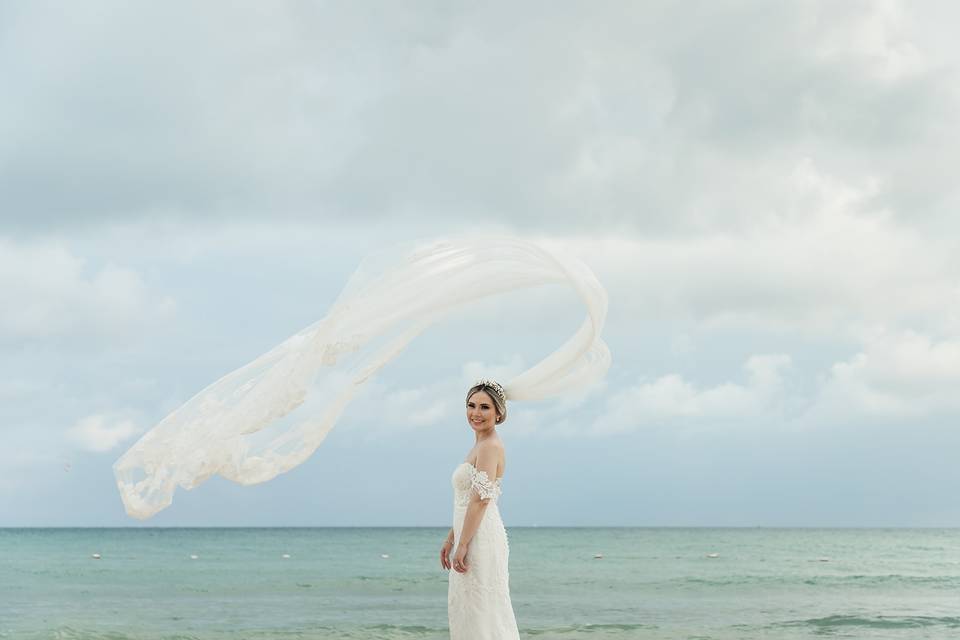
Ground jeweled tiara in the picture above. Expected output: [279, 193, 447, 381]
[475, 378, 506, 403]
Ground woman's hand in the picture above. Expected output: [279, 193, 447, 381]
[440, 539, 453, 570]
[452, 542, 470, 573]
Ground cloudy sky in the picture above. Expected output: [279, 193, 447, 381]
[2, 0, 959, 527]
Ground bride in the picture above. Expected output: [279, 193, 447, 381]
[111, 237, 609, 637]
[442, 379, 520, 639]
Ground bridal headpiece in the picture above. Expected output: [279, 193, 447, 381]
[474, 378, 507, 403]
[114, 236, 610, 519]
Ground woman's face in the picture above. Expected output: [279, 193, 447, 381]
[466, 390, 499, 431]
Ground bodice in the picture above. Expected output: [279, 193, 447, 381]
[452, 461, 503, 508]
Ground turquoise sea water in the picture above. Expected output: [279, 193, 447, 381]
[1, 527, 958, 639]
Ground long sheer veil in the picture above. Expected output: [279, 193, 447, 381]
[113, 236, 610, 519]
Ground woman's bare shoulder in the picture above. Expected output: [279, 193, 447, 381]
[479, 440, 505, 469]
[479, 438, 505, 455]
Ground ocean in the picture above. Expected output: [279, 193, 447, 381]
[1, 527, 958, 639]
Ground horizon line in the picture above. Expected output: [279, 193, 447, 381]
[2, 524, 958, 529]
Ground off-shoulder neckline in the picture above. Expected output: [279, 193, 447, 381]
[460, 460, 503, 482]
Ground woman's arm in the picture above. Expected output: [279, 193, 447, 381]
[440, 527, 455, 569]
[455, 447, 500, 549]
[457, 499, 490, 551]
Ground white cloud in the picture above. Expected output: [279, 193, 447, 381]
[2, 1, 956, 234]
[804, 328, 960, 422]
[589, 327, 960, 436]
[0, 237, 176, 343]
[562, 158, 960, 340]
[66, 414, 140, 453]
[590, 354, 792, 434]
[461, 356, 527, 387]
[814, 0, 928, 82]
[381, 388, 450, 428]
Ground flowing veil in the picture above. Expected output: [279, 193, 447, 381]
[113, 236, 610, 519]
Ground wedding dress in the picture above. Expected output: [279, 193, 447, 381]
[448, 460, 520, 639]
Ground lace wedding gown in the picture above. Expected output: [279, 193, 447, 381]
[448, 461, 520, 639]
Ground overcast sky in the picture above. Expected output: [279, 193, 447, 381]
[2, 0, 960, 527]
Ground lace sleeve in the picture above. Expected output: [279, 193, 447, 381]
[470, 466, 501, 501]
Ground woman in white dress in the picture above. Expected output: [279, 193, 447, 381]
[441, 379, 521, 639]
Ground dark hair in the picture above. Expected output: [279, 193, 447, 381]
[465, 384, 507, 424]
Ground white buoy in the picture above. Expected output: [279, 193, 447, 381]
[190, 554, 199, 560]
[91, 553, 101, 560]
[706, 553, 720, 558]
[282, 553, 291, 559]
[381, 554, 390, 559]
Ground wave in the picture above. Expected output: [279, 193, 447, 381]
[799, 574, 960, 588]
[664, 573, 960, 589]
[774, 614, 960, 630]
[4, 625, 442, 640]
[523, 623, 659, 635]
[0, 628, 205, 640]
[5, 623, 658, 640]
